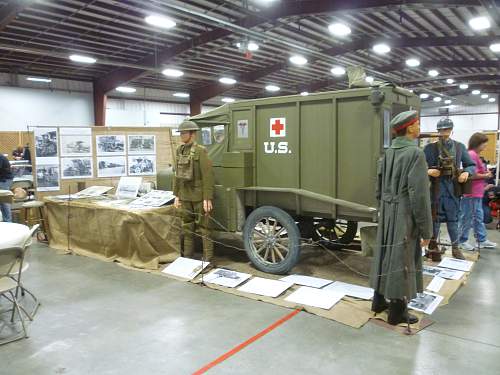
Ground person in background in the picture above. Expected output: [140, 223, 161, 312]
[458, 133, 497, 250]
[23, 143, 32, 163]
[12, 145, 24, 160]
[0, 153, 14, 222]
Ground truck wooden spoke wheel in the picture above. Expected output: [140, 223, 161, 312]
[312, 219, 358, 249]
[243, 206, 301, 274]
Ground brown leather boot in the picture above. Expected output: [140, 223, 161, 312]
[388, 299, 419, 326]
[425, 239, 442, 262]
[452, 246, 466, 260]
[371, 292, 389, 313]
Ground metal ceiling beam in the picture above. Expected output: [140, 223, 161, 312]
[0, 0, 33, 31]
[94, 0, 478, 93]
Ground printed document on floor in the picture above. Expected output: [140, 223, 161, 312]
[237, 277, 293, 298]
[285, 287, 345, 310]
[162, 257, 210, 280]
[408, 292, 444, 315]
[204, 269, 252, 288]
[426, 276, 446, 293]
[279, 275, 333, 288]
[436, 268, 465, 280]
[323, 281, 374, 300]
[438, 257, 473, 272]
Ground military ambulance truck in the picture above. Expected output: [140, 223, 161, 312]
[159, 85, 420, 274]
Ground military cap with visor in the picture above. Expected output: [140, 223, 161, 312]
[390, 110, 419, 131]
[178, 120, 200, 132]
[437, 118, 454, 130]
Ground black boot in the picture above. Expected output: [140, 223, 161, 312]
[371, 292, 389, 313]
[388, 299, 419, 325]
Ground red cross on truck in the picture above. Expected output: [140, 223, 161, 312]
[270, 117, 286, 138]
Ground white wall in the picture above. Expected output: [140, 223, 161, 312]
[0, 86, 94, 131]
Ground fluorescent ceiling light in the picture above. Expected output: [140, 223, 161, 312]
[162, 68, 184, 77]
[433, 97, 442, 102]
[300, 91, 309, 96]
[265, 85, 280, 92]
[69, 54, 96, 64]
[26, 77, 51, 83]
[116, 86, 136, 93]
[173, 92, 189, 98]
[219, 77, 237, 85]
[331, 66, 346, 76]
[489, 98, 496, 103]
[481, 94, 489, 99]
[469, 16, 490, 31]
[472, 90, 481, 95]
[405, 58, 420, 67]
[444, 99, 452, 104]
[145, 15, 176, 29]
[459, 84, 469, 89]
[373, 43, 391, 54]
[420, 93, 429, 99]
[365, 76, 374, 83]
[289, 55, 308, 65]
[221, 97, 235, 103]
[237, 42, 259, 51]
[490, 43, 500, 52]
[328, 23, 351, 37]
[428, 70, 439, 77]
[446, 78, 455, 84]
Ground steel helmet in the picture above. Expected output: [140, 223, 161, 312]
[178, 120, 199, 132]
[437, 118, 454, 130]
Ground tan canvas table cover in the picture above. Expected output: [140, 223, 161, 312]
[44, 197, 181, 270]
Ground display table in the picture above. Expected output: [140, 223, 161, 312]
[44, 197, 181, 270]
[0, 222, 30, 249]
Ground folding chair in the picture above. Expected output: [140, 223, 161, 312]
[0, 247, 29, 345]
[9, 224, 41, 320]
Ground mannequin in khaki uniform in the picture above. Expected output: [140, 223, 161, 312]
[173, 120, 215, 261]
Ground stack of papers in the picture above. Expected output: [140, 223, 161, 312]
[237, 277, 293, 298]
[438, 257, 473, 272]
[279, 275, 333, 288]
[285, 287, 344, 310]
[162, 257, 210, 280]
[323, 281, 374, 300]
[129, 190, 175, 208]
[204, 269, 252, 288]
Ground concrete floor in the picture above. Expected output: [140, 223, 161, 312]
[1, 231, 500, 375]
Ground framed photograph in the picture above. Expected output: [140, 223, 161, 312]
[97, 156, 127, 177]
[128, 155, 156, 176]
[34, 128, 58, 159]
[96, 135, 126, 155]
[61, 157, 93, 179]
[128, 135, 156, 154]
[116, 176, 142, 199]
[60, 135, 92, 157]
[36, 159, 60, 192]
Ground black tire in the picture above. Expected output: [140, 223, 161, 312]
[312, 219, 358, 250]
[243, 206, 301, 274]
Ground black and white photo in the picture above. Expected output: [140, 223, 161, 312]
[97, 156, 127, 177]
[96, 135, 126, 155]
[116, 176, 142, 199]
[36, 160, 60, 191]
[60, 135, 92, 156]
[35, 128, 58, 158]
[61, 157, 93, 179]
[408, 292, 444, 315]
[128, 135, 156, 154]
[128, 155, 156, 176]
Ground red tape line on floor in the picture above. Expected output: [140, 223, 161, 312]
[192, 308, 301, 375]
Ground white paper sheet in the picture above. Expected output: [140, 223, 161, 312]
[116, 176, 142, 199]
[323, 281, 374, 300]
[438, 257, 473, 272]
[204, 269, 252, 288]
[285, 286, 345, 310]
[426, 276, 446, 293]
[237, 277, 293, 298]
[408, 292, 444, 315]
[436, 268, 465, 280]
[75, 186, 113, 197]
[161, 257, 210, 280]
[422, 265, 442, 277]
[129, 190, 175, 208]
[279, 275, 333, 289]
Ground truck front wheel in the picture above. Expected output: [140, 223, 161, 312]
[243, 206, 301, 274]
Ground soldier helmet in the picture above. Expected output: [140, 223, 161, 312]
[437, 118, 454, 130]
[178, 120, 199, 132]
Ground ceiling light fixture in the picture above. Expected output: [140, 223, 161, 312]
[459, 84, 469, 90]
[116, 86, 136, 93]
[433, 97, 442, 102]
[444, 99, 452, 104]
[219, 77, 237, 85]
[69, 54, 96, 64]
[173, 92, 189, 98]
[420, 93, 429, 99]
[328, 23, 351, 37]
[300, 91, 309, 96]
[26, 77, 52, 83]
[365, 76, 374, 84]
[472, 90, 481, 95]
[221, 97, 235, 103]
[446, 78, 455, 84]
[489, 98, 496, 103]
[469, 16, 491, 31]
[162, 68, 184, 77]
[289, 55, 308, 65]
[265, 85, 280, 92]
[428, 70, 439, 77]
[331, 66, 346, 76]
[373, 43, 391, 54]
[490, 43, 500, 53]
[145, 15, 176, 29]
[405, 58, 420, 67]
[237, 42, 259, 51]
[481, 94, 489, 99]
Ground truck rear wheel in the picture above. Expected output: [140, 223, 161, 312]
[312, 219, 358, 249]
[243, 206, 301, 274]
